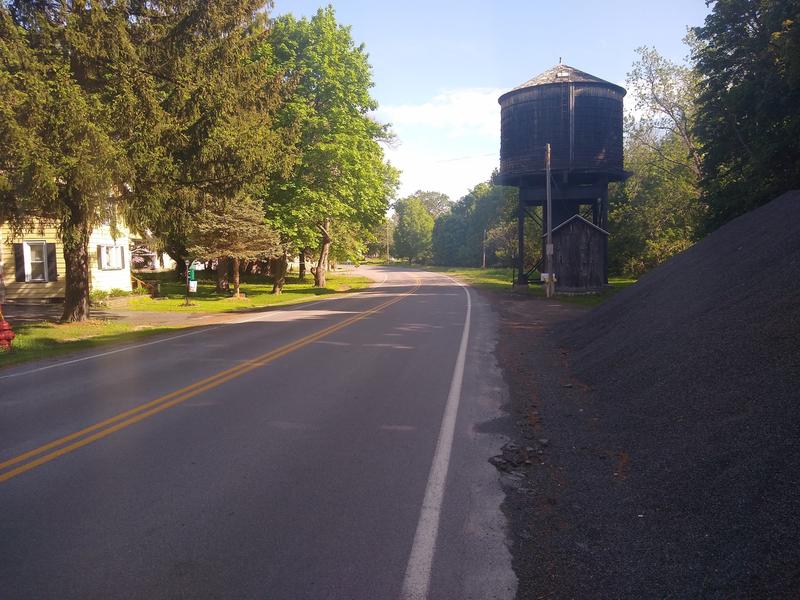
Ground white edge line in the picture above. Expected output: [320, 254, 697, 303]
[0, 271, 390, 381]
[400, 275, 472, 600]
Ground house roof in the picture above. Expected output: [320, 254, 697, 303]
[543, 214, 609, 238]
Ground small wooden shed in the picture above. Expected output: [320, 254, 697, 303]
[547, 215, 608, 293]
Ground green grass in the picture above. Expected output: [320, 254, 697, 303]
[418, 266, 517, 291]
[125, 271, 373, 313]
[0, 320, 178, 369]
[0, 271, 375, 369]
[418, 265, 636, 308]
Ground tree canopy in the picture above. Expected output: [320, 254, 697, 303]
[431, 182, 516, 267]
[692, 0, 800, 229]
[393, 196, 434, 263]
[406, 190, 452, 219]
[262, 6, 398, 285]
[1, 2, 155, 320]
[0, 0, 294, 320]
[607, 44, 705, 276]
[127, 0, 295, 275]
[187, 195, 280, 297]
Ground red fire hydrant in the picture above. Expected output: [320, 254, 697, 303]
[0, 309, 15, 352]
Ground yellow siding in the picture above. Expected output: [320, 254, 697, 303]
[0, 219, 132, 301]
[0, 221, 66, 301]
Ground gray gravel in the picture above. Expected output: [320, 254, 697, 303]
[551, 190, 800, 598]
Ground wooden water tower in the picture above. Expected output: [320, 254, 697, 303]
[497, 64, 627, 291]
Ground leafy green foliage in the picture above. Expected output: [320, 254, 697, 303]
[608, 45, 705, 276]
[262, 7, 399, 268]
[431, 182, 517, 267]
[0, 2, 155, 320]
[692, 0, 800, 228]
[187, 196, 280, 262]
[393, 196, 434, 263]
[406, 190, 452, 219]
[0, 1, 294, 319]
[128, 0, 296, 269]
[366, 217, 393, 259]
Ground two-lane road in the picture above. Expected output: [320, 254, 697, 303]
[0, 267, 515, 600]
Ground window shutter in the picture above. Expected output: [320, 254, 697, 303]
[46, 243, 58, 281]
[13, 244, 25, 282]
[120, 247, 126, 269]
[97, 245, 103, 269]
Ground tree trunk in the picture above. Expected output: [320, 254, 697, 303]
[165, 238, 188, 280]
[216, 257, 230, 293]
[231, 257, 241, 297]
[60, 201, 91, 322]
[272, 251, 288, 294]
[298, 249, 307, 281]
[314, 219, 331, 288]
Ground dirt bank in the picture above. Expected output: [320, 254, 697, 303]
[491, 191, 800, 599]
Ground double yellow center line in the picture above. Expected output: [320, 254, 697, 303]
[0, 279, 421, 483]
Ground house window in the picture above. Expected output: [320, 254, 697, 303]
[13, 241, 57, 283]
[97, 245, 126, 270]
[25, 241, 47, 281]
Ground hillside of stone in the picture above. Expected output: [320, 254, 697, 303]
[557, 190, 800, 597]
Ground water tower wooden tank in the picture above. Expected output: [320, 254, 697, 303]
[497, 64, 627, 290]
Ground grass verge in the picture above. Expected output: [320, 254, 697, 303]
[125, 272, 372, 313]
[0, 320, 178, 369]
[417, 266, 636, 308]
[0, 271, 375, 369]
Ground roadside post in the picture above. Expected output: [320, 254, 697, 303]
[188, 262, 197, 293]
[184, 260, 197, 306]
[544, 143, 555, 298]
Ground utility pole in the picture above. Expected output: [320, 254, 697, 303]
[482, 228, 487, 269]
[545, 143, 554, 298]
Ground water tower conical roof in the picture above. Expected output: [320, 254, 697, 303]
[499, 64, 626, 102]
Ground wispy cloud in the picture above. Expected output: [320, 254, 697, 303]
[379, 88, 503, 138]
[376, 88, 503, 202]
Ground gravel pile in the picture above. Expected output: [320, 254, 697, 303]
[556, 190, 800, 597]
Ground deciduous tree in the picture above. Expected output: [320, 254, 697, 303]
[692, 0, 800, 228]
[607, 45, 705, 276]
[431, 182, 516, 266]
[407, 190, 452, 219]
[393, 196, 434, 263]
[263, 7, 398, 287]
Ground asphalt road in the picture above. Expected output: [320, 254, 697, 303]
[0, 267, 515, 600]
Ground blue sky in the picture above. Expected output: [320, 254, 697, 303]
[273, 1, 711, 201]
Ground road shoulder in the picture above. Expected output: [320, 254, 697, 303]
[481, 289, 596, 598]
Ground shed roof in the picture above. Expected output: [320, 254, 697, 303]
[543, 214, 609, 238]
[507, 64, 625, 94]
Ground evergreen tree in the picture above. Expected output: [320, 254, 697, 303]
[0, 1, 292, 320]
[0, 2, 154, 321]
[127, 0, 296, 275]
[187, 195, 280, 298]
